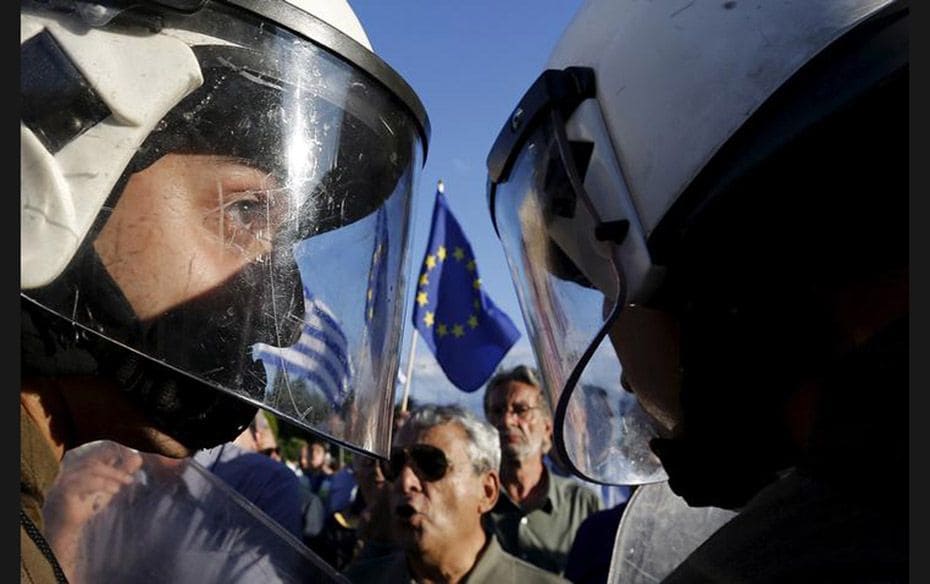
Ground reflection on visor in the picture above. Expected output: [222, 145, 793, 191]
[132, 44, 413, 239]
[42, 441, 347, 583]
[253, 286, 353, 415]
[492, 117, 665, 485]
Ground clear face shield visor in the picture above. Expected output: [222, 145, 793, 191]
[21, 1, 428, 458]
[43, 440, 348, 583]
[487, 68, 669, 485]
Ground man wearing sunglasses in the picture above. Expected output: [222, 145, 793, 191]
[483, 366, 602, 575]
[342, 405, 566, 583]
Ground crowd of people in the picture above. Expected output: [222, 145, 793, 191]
[38, 366, 628, 583]
[240, 372, 630, 583]
[272, 369, 624, 582]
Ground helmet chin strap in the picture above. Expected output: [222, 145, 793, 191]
[22, 245, 261, 451]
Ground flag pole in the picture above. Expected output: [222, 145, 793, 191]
[400, 179, 446, 413]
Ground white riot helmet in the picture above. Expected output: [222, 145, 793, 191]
[487, 0, 907, 491]
[21, 0, 430, 458]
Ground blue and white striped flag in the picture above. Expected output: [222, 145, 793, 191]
[252, 287, 353, 408]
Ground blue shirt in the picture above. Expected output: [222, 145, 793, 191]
[195, 444, 303, 539]
[324, 467, 358, 515]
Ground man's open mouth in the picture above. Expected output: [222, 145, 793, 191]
[395, 503, 416, 519]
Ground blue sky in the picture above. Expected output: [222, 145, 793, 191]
[350, 1, 585, 413]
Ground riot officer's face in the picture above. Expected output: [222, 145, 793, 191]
[607, 305, 683, 436]
[94, 153, 285, 322]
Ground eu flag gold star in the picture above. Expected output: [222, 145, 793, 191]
[419, 273, 429, 287]
[416, 291, 429, 307]
[467, 315, 478, 329]
[473, 278, 482, 289]
[437, 246, 447, 261]
[466, 260, 476, 272]
[453, 247, 465, 261]
[423, 311, 435, 327]
[426, 255, 437, 269]
[452, 324, 465, 338]
[437, 323, 448, 337]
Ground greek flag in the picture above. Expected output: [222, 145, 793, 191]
[252, 288, 352, 408]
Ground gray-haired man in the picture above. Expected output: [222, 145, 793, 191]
[343, 404, 566, 583]
[484, 365, 602, 575]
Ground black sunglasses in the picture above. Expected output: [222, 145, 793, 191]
[379, 444, 451, 483]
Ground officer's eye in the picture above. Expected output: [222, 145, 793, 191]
[220, 189, 274, 251]
[225, 190, 270, 233]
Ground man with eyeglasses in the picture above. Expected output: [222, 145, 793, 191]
[342, 404, 566, 583]
[483, 366, 602, 576]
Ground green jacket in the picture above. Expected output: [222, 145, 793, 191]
[488, 469, 603, 575]
[342, 533, 567, 583]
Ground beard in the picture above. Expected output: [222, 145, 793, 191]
[500, 429, 547, 463]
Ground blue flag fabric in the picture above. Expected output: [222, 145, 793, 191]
[365, 207, 390, 370]
[253, 287, 352, 408]
[412, 188, 520, 392]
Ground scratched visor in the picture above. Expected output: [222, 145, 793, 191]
[21, 1, 427, 457]
[486, 69, 666, 485]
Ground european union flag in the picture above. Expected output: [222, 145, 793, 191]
[412, 183, 520, 392]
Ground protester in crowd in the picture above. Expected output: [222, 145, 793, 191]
[301, 439, 336, 495]
[483, 366, 602, 575]
[343, 404, 567, 583]
[282, 437, 309, 477]
[333, 401, 421, 566]
[345, 453, 398, 563]
[275, 436, 328, 547]
[194, 412, 304, 538]
[306, 451, 361, 570]
[325, 451, 359, 517]
[563, 487, 637, 584]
